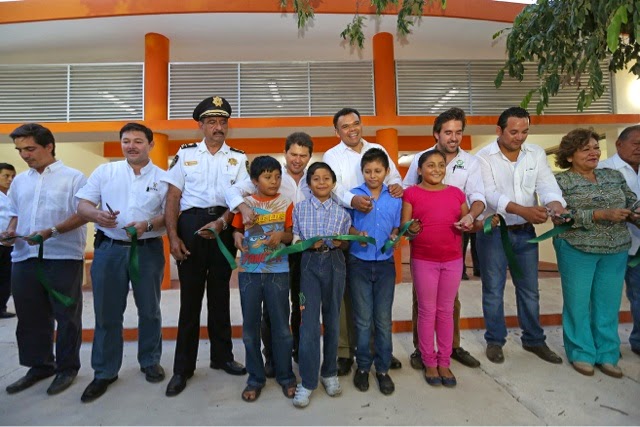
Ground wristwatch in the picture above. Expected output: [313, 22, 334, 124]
[146, 220, 154, 232]
[50, 226, 60, 238]
[219, 217, 229, 230]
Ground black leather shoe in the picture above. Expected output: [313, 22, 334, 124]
[631, 347, 640, 357]
[210, 360, 247, 376]
[264, 359, 275, 379]
[336, 357, 353, 376]
[80, 376, 118, 403]
[46, 372, 77, 395]
[410, 349, 424, 370]
[486, 344, 504, 364]
[451, 347, 481, 368]
[165, 374, 192, 397]
[375, 372, 395, 395]
[523, 344, 562, 364]
[141, 364, 165, 383]
[389, 355, 402, 370]
[353, 369, 369, 392]
[0, 310, 16, 319]
[6, 371, 55, 394]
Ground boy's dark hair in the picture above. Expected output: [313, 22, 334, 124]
[497, 107, 530, 131]
[332, 107, 361, 129]
[360, 147, 389, 171]
[250, 155, 282, 181]
[416, 149, 446, 184]
[433, 107, 466, 134]
[306, 162, 336, 185]
[10, 123, 56, 157]
[119, 122, 154, 143]
[285, 132, 314, 156]
[0, 163, 16, 173]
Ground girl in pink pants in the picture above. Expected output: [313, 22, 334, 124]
[402, 149, 470, 387]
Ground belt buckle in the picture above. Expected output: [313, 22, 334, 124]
[207, 207, 217, 216]
[318, 244, 330, 253]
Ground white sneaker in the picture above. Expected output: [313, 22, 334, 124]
[320, 376, 342, 397]
[293, 384, 313, 408]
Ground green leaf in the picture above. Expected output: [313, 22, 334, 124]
[607, 5, 628, 53]
[494, 69, 505, 88]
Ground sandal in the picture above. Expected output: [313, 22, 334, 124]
[281, 381, 297, 399]
[241, 384, 263, 402]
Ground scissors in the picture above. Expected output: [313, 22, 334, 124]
[105, 203, 116, 216]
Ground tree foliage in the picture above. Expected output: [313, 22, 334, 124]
[279, 0, 446, 48]
[494, 0, 640, 114]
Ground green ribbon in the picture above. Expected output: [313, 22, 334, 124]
[483, 215, 523, 280]
[124, 226, 140, 286]
[198, 228, 238, 270]
[0, 235, 28, 242]
[628, 253, 640, 268]
[28, 234, 75, 307]
[527, 221, 574, 243]
[265, 234, 375, 262]
[382, 219, 416, 254]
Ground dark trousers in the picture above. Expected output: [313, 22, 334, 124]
[0, 245, 12, 311]
[462, 232, 479, 275]
[12, 258, 83, 374]
[173, 211, 236, 376]
[261, 251, 302, 361]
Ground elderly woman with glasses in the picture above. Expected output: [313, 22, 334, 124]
[553, 128, 639, 378]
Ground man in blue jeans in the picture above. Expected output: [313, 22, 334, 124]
[598, 125, 640, 357]
[475, 107, 566, 364]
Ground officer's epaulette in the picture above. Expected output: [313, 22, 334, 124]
[229, 147, 245, 154]
[180, 143, 198, 149]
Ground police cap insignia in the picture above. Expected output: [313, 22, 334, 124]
[192, 96, 232, 121]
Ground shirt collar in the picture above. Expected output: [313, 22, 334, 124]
[338, 138, 370, 154]
[197, 139, 229, 155]
[310, 195, 334, 209]
[125, 159, 155, 175]
[28, 159, 62, 176]
[354, 182, 388, 197]
[608, 153, 636, 171]
[487, 140, 534, 156]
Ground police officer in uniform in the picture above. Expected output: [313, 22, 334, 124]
[163, 96, 250, 397]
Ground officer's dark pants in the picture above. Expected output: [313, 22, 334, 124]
[173, 209, 237, 376]
[12, 258, 83, 375]
[0, 245, 12, 311]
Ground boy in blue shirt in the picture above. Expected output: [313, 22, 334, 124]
[230, 156, 297, 402]
[348, 148, 401, 395]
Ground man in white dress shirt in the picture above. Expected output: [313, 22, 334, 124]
[76, 123, 168, 402]
[475, 107, 565, 365]
[323, 107, 404, 376]
[0, 162, 16, 319]
[163, 96, 250, 397]
[402, 107, 486, 370]
[227, 132, 314, 374]
[598, 125, 640, 357]
[3, 123, 87, 396]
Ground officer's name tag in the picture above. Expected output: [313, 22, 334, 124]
[184, 161, 198, 166]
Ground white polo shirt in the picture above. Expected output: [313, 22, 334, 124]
[402, 144, 487, 209]
[162, 140, 250, 212]
[598, 153, 640, 255]
[476, 141, 565, 226]
[75, 160, 168, 240]
[322, 139, 403, 208]
[9, 160, 87, 262]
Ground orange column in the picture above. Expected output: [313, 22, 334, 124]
[144, 32, 171, 290]
[373, 32, 396, 120]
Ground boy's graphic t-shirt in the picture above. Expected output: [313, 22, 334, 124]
[231, 193, 293, 273]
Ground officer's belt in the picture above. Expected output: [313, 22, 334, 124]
[183, 206, 226, 218]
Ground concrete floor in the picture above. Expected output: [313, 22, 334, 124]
[1, 276, 639, 425]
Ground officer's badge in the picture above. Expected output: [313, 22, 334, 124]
[213, 96, 223, 107]
[169, 154, 179, 169]
[228, 158, 238, 166]
[184, 161, 198, 166]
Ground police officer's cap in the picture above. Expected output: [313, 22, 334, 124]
[193, 96, 232, 121]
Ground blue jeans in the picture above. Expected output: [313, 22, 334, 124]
[298, 249, 346, 390]
[554, 238, 626, 364]
[90, 238, 164, 379]
[239, 272, 295, 388]
[347, 255, 395, 373]
[476, 226, 546, 347]
[624, 253, 640, 351]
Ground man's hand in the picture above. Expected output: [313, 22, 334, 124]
[356, 230, 368, 247]
[388, 184, 404, 198]
[454, 214, 475, 231]
[265, 230, 284, 248]
[123, 221, 146, 239]
[0, 230, 17, 246]
[407, 219, 422, 235]
[168, 236, 190, 261]
[595, 209, 632, 223]
[351, 195, 373, 213]
[196, 219, 223, 239]
[518, 206, 549, 224]
[25, 228, 52, 245]
[95, 209, 119, 228]
[237, 203, 256, 227]
[331, 239, 344, 249]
